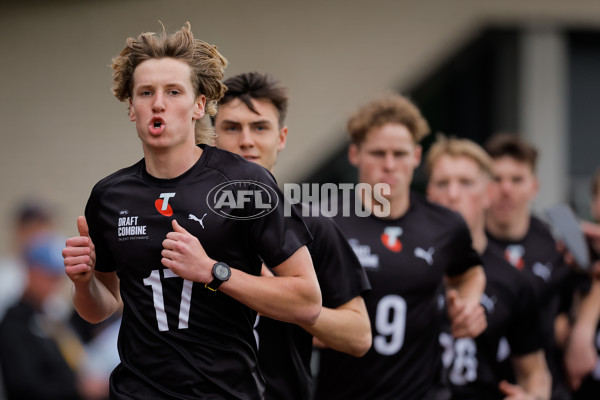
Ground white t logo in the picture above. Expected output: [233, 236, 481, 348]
[159, 193, 176, 210]
[384, 227, 403, 246]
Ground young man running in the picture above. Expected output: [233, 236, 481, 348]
[214, 72, 371, 399]
[427, 136, 551, 400]
[484, 133, 591, 400]
[314, 94, 487, 400]
[63, 25, 321, 400]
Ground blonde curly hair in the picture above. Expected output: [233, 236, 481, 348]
[347, 94, 430, 145]
[111, 22, 228, 144]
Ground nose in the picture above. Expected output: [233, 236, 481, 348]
[152, 92, 165, 113]
[447, 181, 460, 201]
[239, 127, 254, 149]
[383, 153, 396, 171]
[498, 178, 512, 194]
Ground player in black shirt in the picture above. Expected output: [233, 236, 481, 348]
[213, 72, 372, 399]
[314, 94, 487, 400]
[484, 133, 594, 400]
[426, 136, 551, 400]
[568, 169, 600, 400]
[62, 24, 322, 400]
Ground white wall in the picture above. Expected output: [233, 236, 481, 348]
[2, 0, 600, 253]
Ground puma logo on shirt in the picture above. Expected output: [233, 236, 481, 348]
[189, 213, 207, 229]
[414, 247, 434, 266]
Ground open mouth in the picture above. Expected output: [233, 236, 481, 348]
[149, 118, 166, 134]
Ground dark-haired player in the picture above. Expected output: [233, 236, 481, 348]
[314, 94, 487, 400]
[214, 72, 371, 399]
[567, 168, 600, 400]
[484, 133, 591, 400]
[62, 24, 321, 399]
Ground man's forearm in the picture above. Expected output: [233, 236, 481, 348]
[513, 351, 552, 400]
[301, 296, 371, 357]
[218, 247, 321, 326]
[574, 278, 600, 332]
[220, 269, 321, 326]
[521, 370, 552, 400]
[446, 265, 486, 304]
[73, 271, 121, 324]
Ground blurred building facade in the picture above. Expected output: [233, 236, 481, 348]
[308, 26, 600, 220]
[2, 0, 600, 251]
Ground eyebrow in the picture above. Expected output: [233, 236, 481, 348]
[135, 82, 186, 90]
[220, 119, 272, 125]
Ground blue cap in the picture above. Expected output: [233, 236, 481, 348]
[23, 232, 67, 276]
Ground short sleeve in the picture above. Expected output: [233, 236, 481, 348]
[85, 184, 116, 273]
[446, 216, 482, 277]
[507, 278, 543, 355]
[304, 212, 371, 309]
[245, 172, 312, 268]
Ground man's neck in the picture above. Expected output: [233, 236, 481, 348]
[388, 194, 410, 220]
[361, 191, 409, 220]
[144, 144, 202, 179]
[486, 212, 531, 241]
[470, 217, 488, 255]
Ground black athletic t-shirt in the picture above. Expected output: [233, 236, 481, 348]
[438, 246, 542, 400]
[85, 145, 312, 400]
[255, 204, 371, 400]
[486, 216, 585, 399]
[315, 192, 481, 400]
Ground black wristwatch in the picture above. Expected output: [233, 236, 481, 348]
[205, 262, 231, 291]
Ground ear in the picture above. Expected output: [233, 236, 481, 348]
[128, 98, 136, 122]
[277, 126, 288, 151]
[531, 176, 540, 199]
[193, 95, 207, 120]
[413, 144, 423, 169]
[348, 144, 359, 166]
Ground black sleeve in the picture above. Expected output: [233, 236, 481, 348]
[85, 183, 116, 273]
[558, 261, 590, 317]
[446, 216, 482, 277]
[507, 279, 544, 355]
[306, 213, 371, 309]
[246, 172, 313, 269]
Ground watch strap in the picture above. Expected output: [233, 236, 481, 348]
[205, 279, 222, 291]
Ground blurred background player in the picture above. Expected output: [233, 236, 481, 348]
[314, 94, 487, 400]
[0, 231, 86, 400]
[0, 199, 60, 400]
[0, 198, 56, 319]
[580, 168, 600, 277]
[565, 167, 600, 400]
[484, 133, 593, 400]
[426, 136, 551, 400]
[591, 169, 600, 223]
[0, 199, 117, 400]
[214, 71, 371, 399]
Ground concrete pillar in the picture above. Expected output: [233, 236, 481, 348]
[519, 27, 568, 212]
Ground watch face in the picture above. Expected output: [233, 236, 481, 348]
[214, 263, 230, 280]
